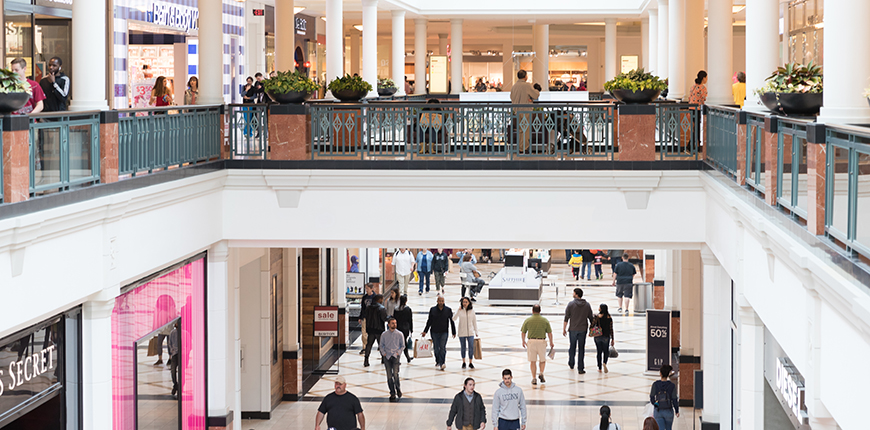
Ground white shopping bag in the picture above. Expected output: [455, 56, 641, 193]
[643, 402, 655, 418]
[414, 337, 433, 358]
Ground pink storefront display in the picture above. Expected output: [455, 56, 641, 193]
[111, 257, 206, 430]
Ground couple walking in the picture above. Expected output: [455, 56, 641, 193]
[422, 295, 479, 370]
[563, 288, 615, 374]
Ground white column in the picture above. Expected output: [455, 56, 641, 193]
[439, 34, 448, 56]
[641, 17, 649, 71]
[414, 19, 427, 95]
[744, 0, 779, 110]
[450, 19, 463, 94]
[684, 0, 704, 97]
[648, 9, 658, 74]
[82, 299, 115, 429]
[275, 0, 295, 71]
[707, 0, 733, 105]
[533, 24, 549, 91]
[208, 242, 231, 421]
[230, 248, 242, 430]
[325, 0, 344, 97]
[392, 11, 406, 96]
[503, 41, 514, 92]
[350, 30, 361, 76]
[737, 306, 764, 430]
[658, 0, 669, 79]
[700, 247, 732, 428]
[667, 0, 685, 99]
[818, 0, 870, 124]
[196, 0, 223, 104]
[70, 0, 108, 110]
[362, 0, 379, 98]
[604, 18, 617, 81]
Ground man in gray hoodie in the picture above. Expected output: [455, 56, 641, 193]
[562, 288, 595, 374]
[491, 369, 527, 430]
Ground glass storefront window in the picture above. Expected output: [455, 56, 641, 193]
[5, 13, 33, 69]
[34, 18, 72, 84]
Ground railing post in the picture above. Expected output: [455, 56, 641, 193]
[736, 111, 747, 185]
[700, 106, 708, 160]
[220, 105, 232, 160]
[1, 115, 31, 203]
[763, 116, 779, 205]
[99, 110, 119, 184]
[806, 123, 827, 236]
[267, 104, 311, 160]
[616, 104, 656, 161]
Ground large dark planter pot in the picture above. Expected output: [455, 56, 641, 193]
[760, 92, 823, 115]
[0, 92, 31, 113]
[378, 87, 397, 96]
[333, 89, 368, 102]
[266, 90, 314, 104]
[610, 89, 662, 104]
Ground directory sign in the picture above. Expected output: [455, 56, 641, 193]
[646, 309, 671, 372]
[429, 56, 449, 94]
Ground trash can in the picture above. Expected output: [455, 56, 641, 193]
[633, 282, 653, 313]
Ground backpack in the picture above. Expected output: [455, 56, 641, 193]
[654, 382, 672, 409]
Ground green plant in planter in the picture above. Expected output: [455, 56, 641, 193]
[328, 74, 373, 93]
[753, 62, 823, 96]
[378, 78, 396, 89]
[263, 70, 320, 94]
[604, 68, 667, 92]
[0, 68, 31, 94]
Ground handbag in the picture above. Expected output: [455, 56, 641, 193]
[146, 336, 161, 356]
[473, 338, 483, 360]
[414, 337, 433, 358]
[609, 345, 619, 358]
[588, 325, 603, 338]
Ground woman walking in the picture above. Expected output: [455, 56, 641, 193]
[592, 405, 621, 430]
[593, 303, 615, 373]
[650, 365, 679, 430]
[393, 295, 414, 363]
[453, 297, 479, 369]
[184, 76, 198, 105]
[384, 288, 401, 317]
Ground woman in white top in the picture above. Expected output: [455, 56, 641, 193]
[452, 297, 479, 369]
[592, 405, 621, 430]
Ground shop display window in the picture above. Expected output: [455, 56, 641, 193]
[128, 45, 175, 108]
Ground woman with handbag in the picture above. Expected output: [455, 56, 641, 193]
[453, 297, 479, 369]
[592, 303, 615, 373]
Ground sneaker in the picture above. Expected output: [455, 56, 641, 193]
[469, 363, 475, 369]
[440, 364, 446, 371]
[462, 362, 467, 369]
[531, 378, 537, 385]
[604, 363, 609, 373]
[358, 349, 365, 355]
[538, 374, 546, 383]
[578, 370, 586, 374]
[397, 389, 403, 398]
[418, 291, 422, 296]
[406, 356, 413, 364]
[389, 396, 398, 402]
[617, 308, 622, 313]
[470, 297, 477, 302]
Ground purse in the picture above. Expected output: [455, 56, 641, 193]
[473, 338, 483, 360]
[609, 345, 619, 358]
[588, 325, 603, 337]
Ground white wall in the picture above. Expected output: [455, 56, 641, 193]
[246, 1, 268, 78]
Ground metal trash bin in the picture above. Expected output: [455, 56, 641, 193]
[633, 282, 653, 313]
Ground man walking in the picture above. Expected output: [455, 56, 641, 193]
[433, 249, 451, 293]
[447, 377, 487, 430]
[363, 294, 387, 367]
[612, 253, 637, 314]
[417, 248, 434, 295]
[580, 249, 596, 281]
[509, 70, 540, 153]
[520, 305, 553, 385]
[380, 317, 405, 402]
[392, 248, 415, 295]
[315, 376, 365, 430]
[39, 57, 70, 112]
[168, 321, 180, 398]
[492, 369, 526, 430]
[358, 283, 375, 355]
[562, 288, 595, 374]
[422, 295, 456, 370]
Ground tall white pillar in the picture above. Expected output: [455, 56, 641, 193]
[684, 0, 704, 97]
[737, 306, 765, 430]
[414, 19, 427, 95]
[533, 24, 549, 91]
[818, 0, 870, 124]
[667, 0, 685, 99]
[658, 0, 669, 79]
[450, 19, 463, 94]
[70, 0, 108, 110]
[707, 0, 734, 105]
[275, 0, 295, 71]
[503, 42, 514, 92]
[604, 18, 617, 81]
[641, 17, 649, 71]
[439, 34, 448, 56]
[82, 298, 115, 429]
[701, 247, 733, 429]
[648, 9, 658, 74]
[744, 0, 779, 110]
[392, 11, 406, 96]
[350, 29, 361, 76]
[325, 0, 344, 97]
[208, 242, 232, 424]
[362, 0, 379, 98]
[197, 0, 223, 104]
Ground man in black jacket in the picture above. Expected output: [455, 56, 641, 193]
[447, 377, 487, 430]
[422, 295, 456, 370]
[432, 249, 450, 293]
[39, 57, 70, 112]
[358, 284, 375, 355]
[363, 294, 387, 367]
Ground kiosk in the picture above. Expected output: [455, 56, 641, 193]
[487, 249, 543, 305]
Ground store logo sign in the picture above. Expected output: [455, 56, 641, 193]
[775, 357, 806, 424]
[295, 17, 307, 35]
[0, 345, 57, 398]
[150, 1, 199, 32]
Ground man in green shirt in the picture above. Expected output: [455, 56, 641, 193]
[520, 305, 554, 386]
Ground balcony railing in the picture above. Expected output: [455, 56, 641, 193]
[705, 106, 739, 177]
[29, 111, 100, 195]
[655, 103, 701, 159]
[227, 104, 267, 158]
[745, 112, 767, 193]
[777, 117, 811, 221]
[825, 123, 870, 257]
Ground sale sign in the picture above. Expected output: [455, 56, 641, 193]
[314, 306, 339, 337]
[646, 310, 671, 373]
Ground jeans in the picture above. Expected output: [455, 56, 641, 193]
[434, 271, 446, 291]
[654, 408, 675, 430]
[594, 336, 610, 369]
[170, 353, 179, 393]
[462, 278, 485, 298]
[594, 264, 603, 279]
[459, 336, 475, 359]
[364, 331, 382, 360]
[431, 331, 449, 365]
[567, 330, 587, 370]
[581, 261, 593, 279]
[418, 271, 431, 293]
[383, 355, 401, 395]
[498, 419, 521, 430]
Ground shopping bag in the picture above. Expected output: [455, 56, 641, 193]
[414, 338, 433, 358]
[643, 402, 655, 418]
[147, 336, 160, 357]
[412, 271, 419, 282]
[609, 345, 619, 358]
[473, 338, 483, 360]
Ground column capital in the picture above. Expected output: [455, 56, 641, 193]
[604, 17, 617, 25]
[658, 0, 668, 5]
[209, 241, 230, 263]
[450, 18, 463, 25]
[700, 245, 719, 267]
[362, 0, 377, 7]
[648, 8, 658, 17]
[415, 18, 426, 25]
[392, 9, 405, 18]
[83, 298, 117, 320]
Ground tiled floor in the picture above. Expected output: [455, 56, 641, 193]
[244, 260, 697, 430]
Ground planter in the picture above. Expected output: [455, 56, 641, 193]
[0, 92, 31, 113]
[378, 87, 397, 96]
[760, 92, 823, 115]
[610, 89, 661, 104]
[266, 90, 313, 104]
[333, 89, 368, 102]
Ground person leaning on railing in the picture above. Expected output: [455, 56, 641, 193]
[510, 70, 540, 153]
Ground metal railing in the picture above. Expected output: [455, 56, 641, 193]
[655, 103, 701, 159]
[825, 123, 870, 257]
[745, 112, 767, 193]
[776, 117, 812, 220]
[228, 104, 267, 158]
[118, 105, 222, 176]
[310, 101, 615, 160]
[706, 106, 739, 176]
[29, 111, 100, 194]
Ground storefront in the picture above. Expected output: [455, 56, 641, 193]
[0, 308, 82, 430]
[294, 13, 316, 78]
[3, 0, 72, 83]
[764, 328, 810, 429]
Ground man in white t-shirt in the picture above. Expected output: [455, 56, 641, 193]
[392, 249, 416, 295]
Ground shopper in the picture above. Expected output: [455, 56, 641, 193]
[150, 76, 173, 107]
[593, 250, 604, 280]
[358, 284, 375, 355]
[417, 249, 434, 295]
[481, 249, 493, 263]
[592, 405, 621, 430]
[39, 56, 69, 112]
[384, 288, 400, 317]
[510, 70, 540, 153]
[392, 248, 415, 295]
[253, 72, 266, 103]
[491, 369, 527, 430]
[184, 76, 198, 105]
[562, 288, 594, 374]
[381, 317, 405, 402]
[453, 297, 479, 369]
[643, 417, 659, 430]
[688, 70, 708, 105]
[315, 376, 366, 430]
[593, 304, 615, 373]
[433, 249, 451, 293]
[650, 365, 679, 430]
[460, 254, 485, 300]
[10, 58, 45, 115]
[568, 251, 582, 280]
[168, 321, 180, 398]
[580, 250, 595, 280]
[608, 249, 623, 274]
[447, 377, 487, 430]
[393, 294, 414, 363]
[520, 305, 554, 385]
[612, 254, 636, 314]
[732, 72, 746, 108]
[363, 294, 387, 367]
[422, 295, 456, 370]
[457, 249, 477, 265]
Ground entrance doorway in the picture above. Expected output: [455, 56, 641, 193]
[136, 318, 181, 430]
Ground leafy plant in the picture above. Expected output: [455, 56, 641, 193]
[262, 70, 319, 93]
[0, 69, 31, 94]
[378, 78, 396, 89]
[604, 68, 667, 92]
[754, 62, 823, 96]
[328, 74, 373, 93]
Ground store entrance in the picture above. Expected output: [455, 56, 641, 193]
[136, 318, 181, 430]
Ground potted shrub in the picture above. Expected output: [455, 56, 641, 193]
[0, 68, 32, 113]
[377, 78, 397, 96]
[328, 74, 372, 102]
[755, 62, 823, 115]
[604, 68, 667, 104]
[263, 70, 319, 104]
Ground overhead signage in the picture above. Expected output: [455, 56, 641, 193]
[346, 272, 365, 294]
[314, 306, 339, 337]
[295, 17, 307, 35]
[646, 310, 671, 373]
[148, 1, 199, 32]
[253, 9, 265, 16]
[0, 318, 62, 418]
[775, 357, 807, 425]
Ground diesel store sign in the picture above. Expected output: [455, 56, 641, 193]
[0, 316, 63, 423]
